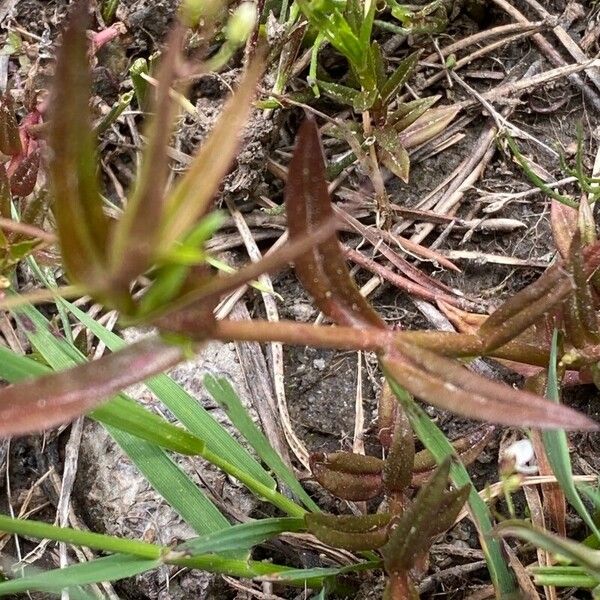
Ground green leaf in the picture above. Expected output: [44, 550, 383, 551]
[204, 375, 319, 511]
[542, 329, 600, 540]
[0, 554, 160, 596]
[374, 128, 410, 182]
[60, 296, 277, 492]
[177, 517, 305, 555]
[3, 302, 230, 536]
[109, 26, 185, 290]
[0, 513, 162, 559]
[317, 80, 360, 107]
[398, 104, 460, 149]
[497, 520, 600, 581]
[380, 50, 420, 104]
[296, 0, 364, 68]
[388, 96, 440, 130]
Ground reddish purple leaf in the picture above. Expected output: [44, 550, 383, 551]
[9, 149, 40, 197]
[285, 117, 385, 329]
[0, 337, 184, 437]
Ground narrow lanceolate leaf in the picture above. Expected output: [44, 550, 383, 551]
[0, 336, 185, 437]
[564, 232, 600, 347]
[551, 200, 577, 260]
[382, 459, 467, 573]
[380, 50, 420, 104]
[305, 513, 391, 551]
[411, 425, 495, 486]
[478, 264, 573, 352]
[285, 117, 384, 329]
[542, 330, 600, 540]
[374, 128, 410, 182]
[398, 104, 460, 150]
[0, 95, 21, 156]
[48, 0, 110, 287]
[317, 80, 360, 107]
[496, 521, 600, 581]
[9, 148, 39, 196]
[386, 378, 516, 596]
[383, 343, 598, 430]
[109, 25, 185, 289]
[0, 165, 11, 218]
[310, 451, 383, 501]
[383, 406, 414, 493]
[161, 58, 263, 248]
[387, 96, 439, 130]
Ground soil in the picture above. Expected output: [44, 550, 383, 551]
[2, 0, 600, 598]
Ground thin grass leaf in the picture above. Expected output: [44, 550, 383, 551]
[0, 554, 160, 596]
[497, 520, 600, 581]
[505, 135, 577, 208]
[385, 377, 517, 596]
[0, 513, 162, 559]
[204, 375, 319, 511]
[62, 299, 277, 491]
[542, 329, 600, 540]
[177, 517, 305, 555]
[48, 0, 110, 288]
[4, 302, 230, 535]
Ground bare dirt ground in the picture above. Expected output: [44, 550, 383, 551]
[2, 0, 600, 598]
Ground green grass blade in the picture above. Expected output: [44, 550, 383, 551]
[0, 555, 160, 596]
[60, 298, 276, 490]
[0, 513, 162, 559]
[385, 376, 517, 596]
[7, 303, 230, 535]
[204, 375, 319, 511]
[542, 330, 600, 540]
[177, 517, 305, 555]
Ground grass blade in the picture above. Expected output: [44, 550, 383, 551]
[61, 299, 277, 490]
[177, 517, 305, 555]
[542, 329, 600, 540]
[0, 555, 160, 596]
[204, 375, 319, 511]
[4, 303, 230, 535]
[0, 513, 162, 559]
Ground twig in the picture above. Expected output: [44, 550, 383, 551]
[490, 0, 600, 112]
[226, 199, 310, 470]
